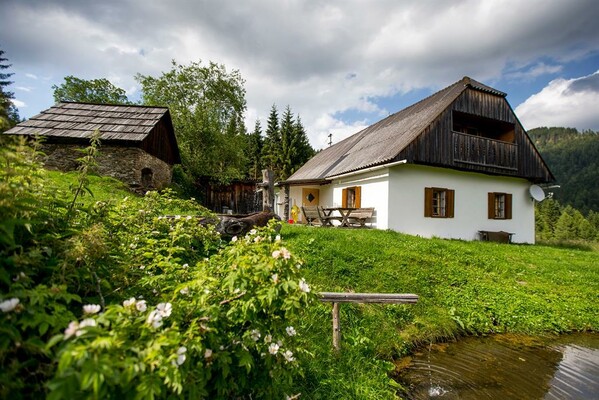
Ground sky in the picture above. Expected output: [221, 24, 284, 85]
[2, 0, 599, 150]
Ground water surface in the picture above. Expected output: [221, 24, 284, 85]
[396, 333, 599, 399]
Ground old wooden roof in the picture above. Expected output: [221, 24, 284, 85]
[4, 102, 181, 164]
[285, 76, 549, 183]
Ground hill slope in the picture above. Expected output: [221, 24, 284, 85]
[528, 127, 599, 213]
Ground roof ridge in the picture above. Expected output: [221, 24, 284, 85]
[59, 101, 169, 110]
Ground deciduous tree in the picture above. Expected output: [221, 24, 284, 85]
[136, 60, 247, 184]
[52, 76, 130, 104]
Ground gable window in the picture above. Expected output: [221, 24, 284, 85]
[488, 192, 512, 219]
[424, 187, 455, 218]
[342, 186, 361, 208]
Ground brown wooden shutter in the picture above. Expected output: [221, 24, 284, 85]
[424, 187, 433, 217]
[505, 193, 512, 219]
[341, 188, 348, 208]
[355, 186, 362, 208]
[488, 192, 495, 219]
[446, 189, 455, 218]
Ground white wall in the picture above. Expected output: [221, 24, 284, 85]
[388, 164, 536, 243]
[330, 169, 390, 229]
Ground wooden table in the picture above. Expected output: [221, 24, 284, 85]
[321, 207, 356, 227]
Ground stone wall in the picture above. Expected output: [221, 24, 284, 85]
[40, 143, 173, 190]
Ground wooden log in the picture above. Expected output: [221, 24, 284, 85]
[319, 292, 419, 304]
[215, 211, 281, 238]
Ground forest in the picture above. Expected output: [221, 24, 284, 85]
[529, 127, 599, 241]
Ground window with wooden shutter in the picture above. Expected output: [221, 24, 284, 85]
[425, 187, 454, 218]
[342, 186, 361, 208]
[488, 192, 512, 219]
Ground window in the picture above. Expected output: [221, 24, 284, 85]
[488, 192, 512, 219]
[342, 186, 361, 208]
[424, 187, 455, 218]
[141, 168, 153, 188]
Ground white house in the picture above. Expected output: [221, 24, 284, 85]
[278, 77, 554, 243]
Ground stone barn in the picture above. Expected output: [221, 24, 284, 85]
[4, 102, 181, 191]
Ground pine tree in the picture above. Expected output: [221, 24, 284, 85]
[554, 206, 578, 240]
[262, 105, 281, 175]
[293, 115, 315, 169]
[279, 106, 296, 180]
[0, 48, 20, 132]
[247, 120, 264, 180]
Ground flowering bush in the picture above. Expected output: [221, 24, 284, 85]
[49, 223, 316, 399]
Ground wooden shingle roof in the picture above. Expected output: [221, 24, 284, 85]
[5, 102, 168, 142]
[4, 102, 181, 164]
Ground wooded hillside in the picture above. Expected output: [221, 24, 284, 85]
[529, 127, 599, 214]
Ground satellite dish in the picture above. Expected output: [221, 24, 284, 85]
[529, 185, 546, 202]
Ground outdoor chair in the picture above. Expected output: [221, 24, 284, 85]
[346, 207, 375, 227]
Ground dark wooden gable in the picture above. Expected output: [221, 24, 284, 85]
[140, 110, 181, 165]
[397, 86, 554, 183]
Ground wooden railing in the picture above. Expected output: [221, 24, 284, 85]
[453, 131, 518, 170]
[320, 292, 419, 350]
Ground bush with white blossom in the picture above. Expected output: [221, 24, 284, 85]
[49, 222, 316, 399]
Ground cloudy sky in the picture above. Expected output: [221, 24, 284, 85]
[2, 0, 599, 149]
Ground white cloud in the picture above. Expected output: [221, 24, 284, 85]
[2, 0, 599, 143]
[12, 99, 26, 108]
[516, 71, 599, 131]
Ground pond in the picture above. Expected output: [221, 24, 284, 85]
[396, 333, 599, 399]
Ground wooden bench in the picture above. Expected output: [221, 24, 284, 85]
[318, 206, 343, 227]
[301, 206, 321, 226]
[346, 207, 374, 227]
[479, 230, 514, 243]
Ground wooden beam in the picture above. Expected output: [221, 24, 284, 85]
[320, 292, 419, 304]
[332, 302, 340, 351]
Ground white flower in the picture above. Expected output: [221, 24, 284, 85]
[272, 250, 281, 259]
[299, 278, 310, 293]
[156, 302, 172, 318]
[275, 235, 281, 242]
[281, 247, 291, 259]
[135, 300, 147, 312]
[204, 348, 213, 359]
[271, 274, 279, 283]
[174, 215, 181, 220]
[146, 310, 163, 328]
[231, 236, 238, 242]
[268, 343, 279, 355]
[180, 287, 189, 295]
[182, 263, 189, 269]
[79, 318, 96, 328]
[254, 236, 262, 243]
[186, 215, 193, 220]
[249, 229, 257, 235]
[75, 318, 97, 336]
[286, 326, 296, 336]
[173, 346, 187, 366]
[83, 304, 101, 315]
[283, 350, 295, 362]
[264, 334, 272, 343]
[123, 297, 136, 308]
[64, 321, 79, 339]
[0, 298, 20, 313]
[250, 329, 261, 341]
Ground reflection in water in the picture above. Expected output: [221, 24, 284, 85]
[396, 333, 599, 399]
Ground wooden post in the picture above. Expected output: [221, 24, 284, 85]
[332, 302, 340, 351]
[320, 292, 419, 351]
[283, 184, 290, 222]
[260, 169, 275, 212]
